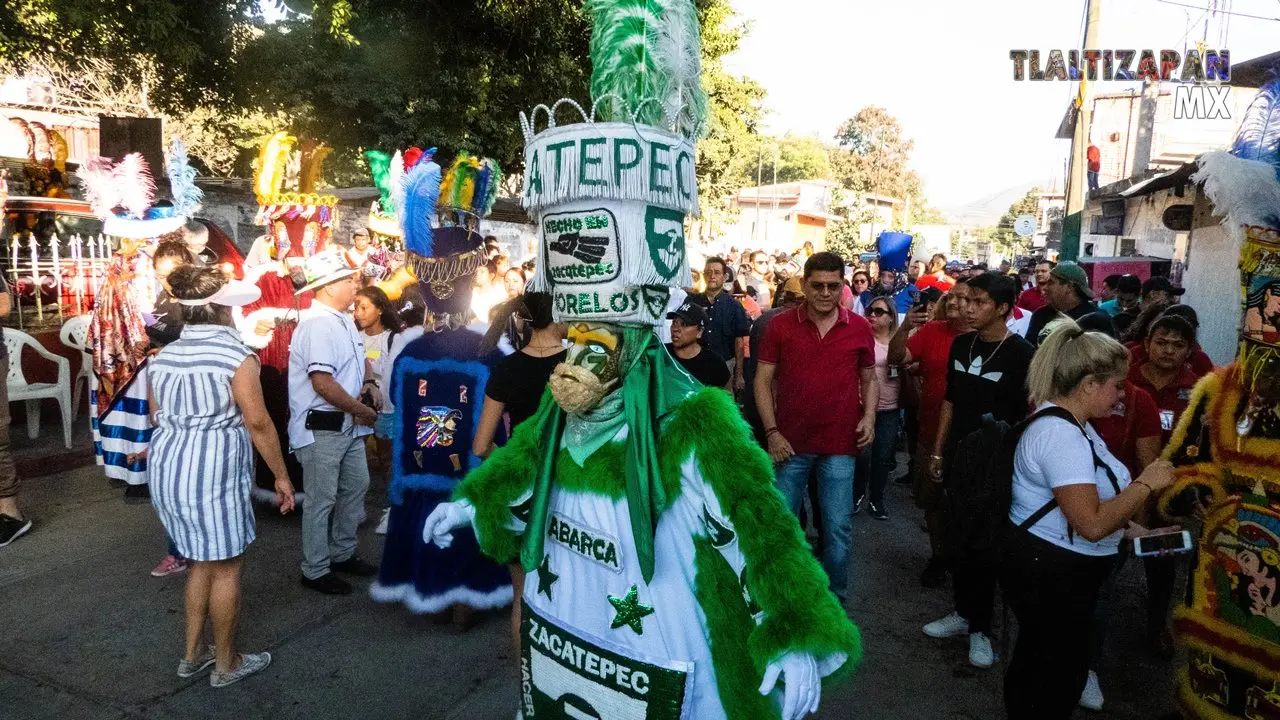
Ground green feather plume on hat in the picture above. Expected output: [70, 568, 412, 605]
[587, 0, 708, 136]
[365, 150, 394, 214]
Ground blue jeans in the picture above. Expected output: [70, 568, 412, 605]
[774, 453, 855, 601]
[854, 409, 901, 507]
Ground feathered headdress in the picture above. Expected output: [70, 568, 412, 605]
[254, 131, 297, 203]
[1194, 78, 1280, 231]
[438, 152, 502, 219]
[251, 131, 339, 232]
[166, 139, 203, 218]
[367, 150, 394, 213]
[80, 152, 185, 239]
[401, 157, 443, 257]
[1190, 78, 1280, 387]
[586, 0, 708, 136]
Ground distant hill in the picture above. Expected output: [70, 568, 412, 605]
[941, 182, 1039, 227]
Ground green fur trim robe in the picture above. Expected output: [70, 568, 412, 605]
[455, 387, 861, 719]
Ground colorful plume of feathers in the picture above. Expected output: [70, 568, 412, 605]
[79, 153, 157, 219]
[439, 153, 503, 218]
[403, 147, 425, 171]
[298, 140, 332, 195]
[166, 139, 203, 218]
[1230, 78, 1280, 181]
[1196, 78, 1280, 230]
[389, 150, 405, 217]
[586, 0, 708, 135]
[402, 158, 443, 257]
[114, 153, 156, 219]
[366, 150, 394, 213]
[254, 131, 297, 202]
[80, 157, 121, 219]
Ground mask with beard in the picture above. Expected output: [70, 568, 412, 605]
[549, 363, 614, 416]
[550, 322, 625, 415]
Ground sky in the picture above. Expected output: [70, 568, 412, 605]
[722, 0, 1278, 209]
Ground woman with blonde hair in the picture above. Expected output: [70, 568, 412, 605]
[1000, 319, 1174, 719]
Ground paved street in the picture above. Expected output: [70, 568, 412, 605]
[2, 421, 1177, 719]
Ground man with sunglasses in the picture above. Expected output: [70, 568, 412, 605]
[746, 250, 774, 309]
[755, 251, 878, 604]
[695, 256, 750, 390]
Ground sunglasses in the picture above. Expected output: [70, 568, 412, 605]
[808, 282, 842, 293]
[866, 308, 892, 317]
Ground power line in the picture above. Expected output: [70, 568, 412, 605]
[1155, 0, 1280, 22]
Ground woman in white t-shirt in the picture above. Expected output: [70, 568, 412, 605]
[353, 287, 404, 534]
[1001, 319, 1174, 720]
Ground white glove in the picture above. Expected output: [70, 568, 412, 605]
[758, 651, 821, 720]
[422, 500, 476, 548]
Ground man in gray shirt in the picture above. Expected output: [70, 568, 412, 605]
[288, 251, 379, 594]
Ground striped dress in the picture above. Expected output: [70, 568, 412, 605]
[148, 325, 257, 561]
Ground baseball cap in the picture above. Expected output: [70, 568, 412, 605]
[1050, 261, 1094, 299]
[1141, 276, 1186, 297]
[667, 301, 708, 328]
[780, 276, 804, 297]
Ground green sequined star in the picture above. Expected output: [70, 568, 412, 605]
[607, 585, 654, 634]
[536, 554, 559, 600]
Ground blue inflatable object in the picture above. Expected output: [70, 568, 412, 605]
[877, 231, 914, 273]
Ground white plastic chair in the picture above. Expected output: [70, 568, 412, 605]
[58, 315, 93, 419]
[4, 328, 72, 449]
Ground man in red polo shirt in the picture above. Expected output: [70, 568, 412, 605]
[1130, 314, 1199, 444]
[1128, 312, 1199, 656]
[1016, 259, 1053, 312]
[755, 251, 877, 604]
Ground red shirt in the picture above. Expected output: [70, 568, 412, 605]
[1093, 381, 1162, 478]
[759, 303, 876, 456]
[905, 320, 960, 447]
[1125, 342, 1214, 379]
[1128, 364, 1199, 445]
[915, 273, 956, 293]
[1017, 286, 1047, 312]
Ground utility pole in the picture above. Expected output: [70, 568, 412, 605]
[1063, 0, 1101, 260]
[754, 147, 763, 246]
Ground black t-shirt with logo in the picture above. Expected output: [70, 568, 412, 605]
[943, 331, 1035, 456]
[667, 344, 730, 389]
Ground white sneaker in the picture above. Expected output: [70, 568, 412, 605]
[1079, 670, 1104, 710]
[968, 632, 995, 668]
[375, 508, 391, 535]
[923, 611, 969, 638]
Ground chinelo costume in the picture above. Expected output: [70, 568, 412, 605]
[234, 131, 339, 504]
[1160, 77, 1280, 719]
[362, 147, 425, 283]
[420, 1, 860, 718]
[81, 143, 198, 485]
[370, 149, 514, 613]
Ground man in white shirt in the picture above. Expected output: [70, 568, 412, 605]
[288, 251, 380, 595]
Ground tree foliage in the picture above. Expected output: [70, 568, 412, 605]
[692, 0, 766, 213]
[1, 0, 763, 195]
[992, 187, 1042, 258]
[0, 0, 259, 110]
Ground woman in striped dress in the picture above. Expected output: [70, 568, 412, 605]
[147, 266, 295, 688]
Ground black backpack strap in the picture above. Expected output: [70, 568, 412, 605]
[1014, 406, 1123, 539]
[1018, 498, 1059, 531]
